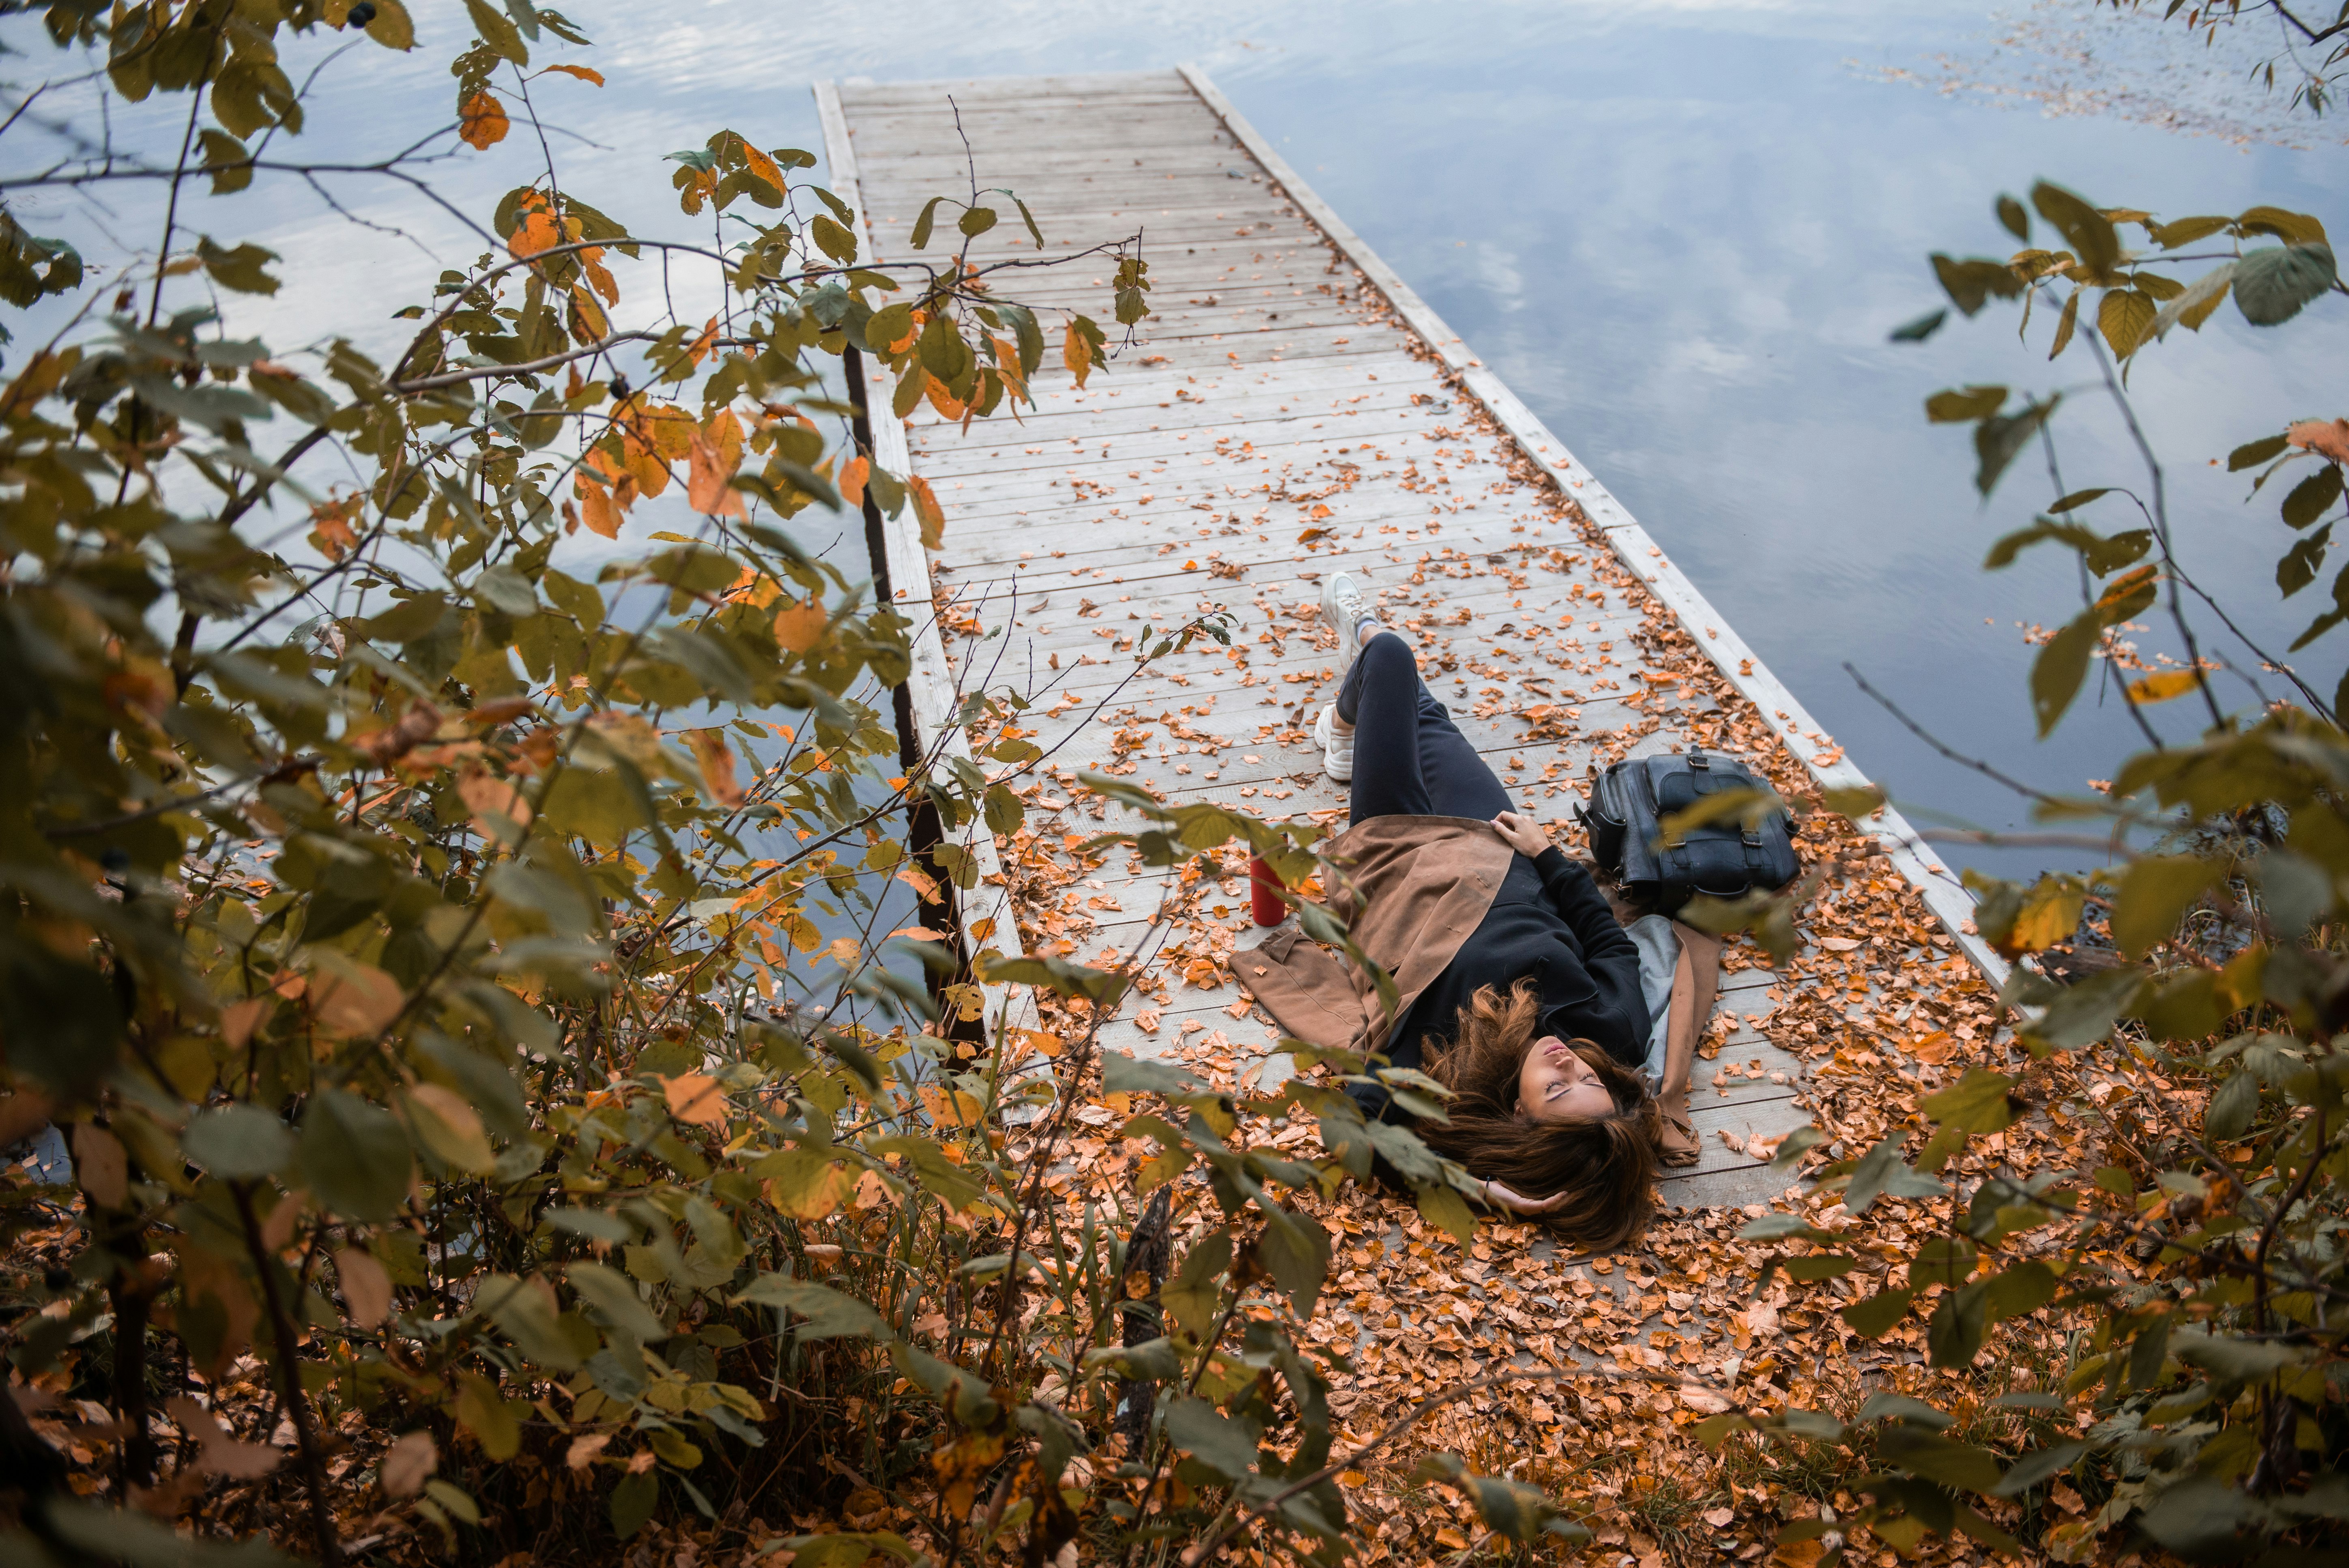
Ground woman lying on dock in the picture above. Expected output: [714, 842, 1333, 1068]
[1236, 573, 1719, 1251]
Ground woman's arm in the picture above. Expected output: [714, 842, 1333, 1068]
[1495, 812, 1642, 976]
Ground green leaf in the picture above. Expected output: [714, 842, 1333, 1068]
[2048, 487, 2110, 513]
[1926, 385, 2006, 423]
[2234, 242, 2337, 326]
[1930, 255, 2024, 316]
[1013, 197, 1045, 251]
[2031, 181, 2121, 280]
[2205, 1069, 2260, 1141]
[2096, 288, 2158, 359]
[609, 1469, 658, 1539]
[181, 1103, 294, 1180]
[2042, 284, 2080, 359]
[567, 1261, 669, 1342]
[2230, 433, 2291, 471]
[1416, 1181, 1477, 1247]
[1841, 1286, 1917, 1338]
[2282, 463, 2344, 530]
[909, 196, 946, 251]
[2278, 521, 2333, 597]
[1855, 1392, 1954, 1428]
[464, 0, 529, 63]
[41, 1500, 296, 1566]
[1843, 1133, 1947, 1213]
[1100, 1050, 1206, 1097]
[1910, 1236, 1978, 1289]
[731, 1276, 893, 1340]
[2029, 610, 2098, 737]
[1981, 1260, 2059, 1323]
[1991, 1440, 2093, 1497]
[455, 1369, 521, 1459]
[475, 1273, 582, 1371]
[1975, 395, 2059, 497]
[1926, 1282, 1989, 1368]
[199, 130, 251, 195]
[2148, 261, 2237, 339]
[298, 1090, 412, 1224]
[196, 236, 282, 296]
[1467, 1472, 1584, 1544]
[1997, 193, 2030, 241]
[1782, 1254, 1856, 1281]
[1162, 1395, 1260, 1481]
[1737, 1214, 1840, 1243]
[1887, 308, 1947, 342]
[957, 206, 997, 237]
[1921, 1068, 2019, 1134]
[1163, 1229, 1232, 1340]
[2025, 964, 2146, 1050]
[980, 953, 1128, 1007]
[1256, 1205, 1331, 1317]
[2111, 854, 2225, 957]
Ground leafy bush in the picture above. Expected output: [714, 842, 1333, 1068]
[0, 7, 1542, 1566]
[1714, 183, 2349, 1562]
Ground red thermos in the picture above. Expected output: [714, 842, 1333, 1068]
[1249, 855, 1284, 926]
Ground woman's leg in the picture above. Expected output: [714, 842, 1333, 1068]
[1341, 633, 1512, 823]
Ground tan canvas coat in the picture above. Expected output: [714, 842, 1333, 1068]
[1232, 816, 1515, 1055]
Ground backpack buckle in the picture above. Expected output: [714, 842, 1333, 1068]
[1688, 751, 1711, 771]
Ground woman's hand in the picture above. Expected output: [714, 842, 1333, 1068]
[1480, 1179, 1569, 1216]
[1493, 810, 1550, 857]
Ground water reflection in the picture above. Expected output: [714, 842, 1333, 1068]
[6, 0, 2343, 881]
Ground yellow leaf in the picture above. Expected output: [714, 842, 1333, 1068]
[1062, 320, 1094, 389]
[2127, 669, 2203, 704]
[458, 91, 509, 150]
[741, 143, 787, 202]
[773, 597, 828, 654]
[2007, 875, 2085, 954]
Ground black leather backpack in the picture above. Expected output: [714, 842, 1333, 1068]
[1575, 750, 1799, 916]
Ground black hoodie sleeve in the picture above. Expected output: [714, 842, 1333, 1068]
[1531, 847, 1649, 1063]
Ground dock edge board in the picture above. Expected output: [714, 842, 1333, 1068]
[812, 80, 1037, 1051]
[1173, 62, 2007, 988]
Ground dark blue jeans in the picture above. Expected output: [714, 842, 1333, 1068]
[1337, 632, 1510, 825]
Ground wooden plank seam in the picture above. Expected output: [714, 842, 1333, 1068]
[1175, 62, 2008, 988]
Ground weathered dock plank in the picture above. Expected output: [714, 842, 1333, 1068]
[817, 67, 1998, 1214]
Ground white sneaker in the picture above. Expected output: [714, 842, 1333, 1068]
[1313, 702, 1355, 782]
[1319, 571, 1373, 677]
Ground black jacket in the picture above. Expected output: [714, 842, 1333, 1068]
[1349, 847, 1646, 1124]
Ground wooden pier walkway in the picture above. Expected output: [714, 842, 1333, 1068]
[814, 68, 2000, 1212]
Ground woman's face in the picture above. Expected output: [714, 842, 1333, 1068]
[1517, 1036, 1618, 1123]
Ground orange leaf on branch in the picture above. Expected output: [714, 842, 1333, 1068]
[458, 90, 509, 149]
[774, 597, 828, 654]
[907, 473, 946, 549]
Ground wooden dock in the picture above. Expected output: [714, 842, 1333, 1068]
[814, 68, 2002, 1212]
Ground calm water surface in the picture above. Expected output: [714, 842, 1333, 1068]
[10, 0, 2346, 877]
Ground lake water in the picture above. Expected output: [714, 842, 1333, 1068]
[8, 0, 2346, 881]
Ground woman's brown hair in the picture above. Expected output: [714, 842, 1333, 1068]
[1414, 980, 1660, 1252]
